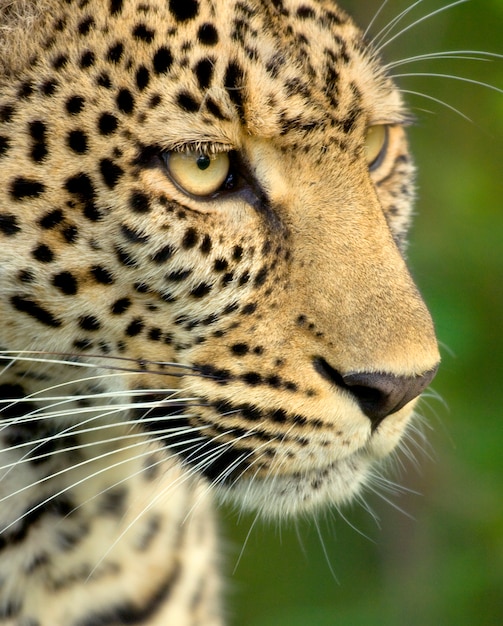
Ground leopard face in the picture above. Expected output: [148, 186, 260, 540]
[0, 0, 439, 518]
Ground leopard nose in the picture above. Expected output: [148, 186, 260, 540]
[313, 358, 439, 429]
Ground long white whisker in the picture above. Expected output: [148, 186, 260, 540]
[370, 0, 425, 50]
[362, 0, 390, 40]
[393, 72, 503, 95]
[87, 428, 248, 577]
[399, 88, 473, 121]
[376, 0, 469, 53]
[0, 426, 208, 515]
[386, 50, 503, 71]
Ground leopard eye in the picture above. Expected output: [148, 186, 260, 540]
[164, 150, 231, 197]
[364, 124, 388, 170]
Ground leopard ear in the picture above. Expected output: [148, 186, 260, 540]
[0, 0, 52, 79]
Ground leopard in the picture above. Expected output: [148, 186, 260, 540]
[0, 0, 440, 624]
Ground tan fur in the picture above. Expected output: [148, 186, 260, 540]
[0, 1, 439, 623]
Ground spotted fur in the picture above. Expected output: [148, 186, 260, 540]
[0, 1, 439, 624]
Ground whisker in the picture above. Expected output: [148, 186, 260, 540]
[362, 0, 390, 40]
[0, 426, 208, 516]
[87, 429, 248, 577]
[369, 0, 425, 50]
[399, 88, 473, 121]
[392, 72, 503, 95]
[386, 50, 503, 71]
[376, 0, 470, 53]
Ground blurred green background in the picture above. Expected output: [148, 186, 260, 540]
[224, 1, 503, 625]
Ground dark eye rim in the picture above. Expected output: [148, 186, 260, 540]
[368, 124, 390, 172]
[160, 149, 242, 200]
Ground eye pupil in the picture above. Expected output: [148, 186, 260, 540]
[197, 154, 211, 171]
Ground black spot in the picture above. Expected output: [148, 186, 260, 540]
[52, 271, 78, 295]
[165, 269, 192, 282]
[148, 327, 162, 341]
[181, 228, 198, 248]
[133, 24, 155, 43]
[151, 245, 175, 264]
[65, 173, 100, 221]
[121, 224, 150, 244]
[109, 0, 123, 15]
[135, 66, 150, 91]
[231, 343, 249, 356]
[152, 46, 173, 74]
[117, 88, 135, 114]
[238, 271, 250, 285]
[224, 62, 245, 120]
[111, 298, 131, 314]
[17, 269, 35, 283]
[190, 283, 212, 298]
[242, 372, 262, 386]
[52, 54, 68, 69]
[0, 213, 20, 236]
[194, 58, 214, 90]
[213, 258, 228, 272]
[254, 267, 268, 286]
[296, 314, 306, 326]
[0, 381, 26, 407]
[100, 158, 124, 189]
[79, 315, 101, 331]
[200, 234, 212, 254]
[205, 98, 227, 120]
[297, 6, 316, 19]
[66, 95, 85, 115]
[10, 178, 45, 200]
[62, 224, 79, 243]
[41, 79, 58, 96]
[115, 246, 138, 268]
[221, 272, 234, 286]
[125, 318, 144, 337]
[65, 172, 93, 198]
[78, 16, 95, 35]
[32, 244, 54, 263]
[129, 191, 151, 213]
[241, 302, 257, 315]
[107, 42, 124, 64]
[197, 23, 218, 46]
[266, 375, 281, 388]
[67, 129, 88, 154]
[80, 50, 95, 68]
[98, 488, 127, 516]
[10, 296, 61, 327]
[38, 208, 65, 231]
[18, 81, 34, 99]
[28, 120, 48, 163]
[74, 338, 93, 351]
[169, 0, 199, 22]
[176, 91, 200, 113]
[149, 94, 162, 108]
[98, 112, 119, 135]
[271, 408, 287, 422]
[0, 104, 15, 123]
[97, 72, 112, 89]
[91, 265, 114, 284]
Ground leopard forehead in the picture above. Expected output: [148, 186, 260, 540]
[0, 0, 405, 134]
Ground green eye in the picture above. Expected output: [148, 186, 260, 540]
[165, 150, 231, 197]
[364, 124, 388, 169]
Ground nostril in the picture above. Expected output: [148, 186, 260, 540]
[313, 357, 438, 428]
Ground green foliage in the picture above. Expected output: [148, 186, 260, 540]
[227, 2, 503, 624]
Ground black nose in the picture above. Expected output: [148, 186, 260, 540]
[313, 358, 438, 429]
